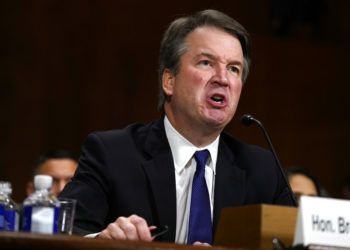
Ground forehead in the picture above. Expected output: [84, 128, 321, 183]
[183, 26, 243, 59]
[289, 174, 318, 194]
[39, 159, 77, 175]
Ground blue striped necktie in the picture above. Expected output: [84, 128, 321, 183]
[187, 149, 212, 244]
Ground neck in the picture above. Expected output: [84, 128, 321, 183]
[165, 113, 221, 148]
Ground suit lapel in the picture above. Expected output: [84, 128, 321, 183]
[141, 119, 176, 242]
[213, 138, 246, 233]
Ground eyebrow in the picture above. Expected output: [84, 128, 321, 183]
[195, 52, 243, 67]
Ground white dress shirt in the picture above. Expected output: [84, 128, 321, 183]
[164, 116, 219, 244]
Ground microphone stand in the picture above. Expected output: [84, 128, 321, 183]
[241, 114, 298, 207]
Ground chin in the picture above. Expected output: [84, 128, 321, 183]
[204, 118, 228, 131]
[207, 112, 232, 125]
[200, 109, 234, 129]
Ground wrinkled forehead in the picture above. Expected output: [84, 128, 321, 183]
[182, 26, 243, 61]
[184, 25, 242, 47]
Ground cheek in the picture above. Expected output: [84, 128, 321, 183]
[182, 67, 208, 86]
[191, 71, 207, 84]
[231, 81, 243, 97]
[189, 73, 208, 102]
[227, 82, 242, 111]
[237, 84, 243, 96]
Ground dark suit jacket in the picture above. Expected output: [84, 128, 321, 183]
[60, 118, 293, 242]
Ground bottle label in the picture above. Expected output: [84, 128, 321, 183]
[23, 206, 60, 234]
[0, 204, 4, 230]
[4, 209, 19, 231]
[22, 206, 32, 231]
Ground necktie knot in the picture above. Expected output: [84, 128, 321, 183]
[194, 149, 209, 172]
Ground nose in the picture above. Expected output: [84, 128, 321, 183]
[213, 64, 229, 86]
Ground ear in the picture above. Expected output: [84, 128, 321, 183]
[162, 69, 175, 96]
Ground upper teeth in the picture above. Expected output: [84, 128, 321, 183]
[212, 96, 223, 102]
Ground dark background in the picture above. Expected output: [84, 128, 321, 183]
[1, 0, 349, 202]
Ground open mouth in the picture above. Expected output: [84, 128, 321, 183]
[210, 94, 225, 103]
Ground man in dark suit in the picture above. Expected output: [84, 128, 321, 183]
[60, 9, 294, 245]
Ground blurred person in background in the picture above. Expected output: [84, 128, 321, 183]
[26, 150, 78, 197]
[285, 166, 327, 204]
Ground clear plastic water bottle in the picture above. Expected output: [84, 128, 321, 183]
[22, 175, 60, 234]
[0, 181, 20, 231]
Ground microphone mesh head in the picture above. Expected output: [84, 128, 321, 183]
[241, 114, 254, 126]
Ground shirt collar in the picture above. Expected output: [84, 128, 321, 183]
[164, 116, 219, 174]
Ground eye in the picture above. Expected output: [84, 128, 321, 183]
[198, 60, 212, 67]
[228, 65, 240, 74]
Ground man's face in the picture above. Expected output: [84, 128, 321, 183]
[163, 26, 244, 134]
[39, 159, 77, 196]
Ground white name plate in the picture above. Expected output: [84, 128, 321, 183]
[293, 196, 350, 248]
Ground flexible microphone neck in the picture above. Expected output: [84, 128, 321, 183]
[241, 114, 298, 207]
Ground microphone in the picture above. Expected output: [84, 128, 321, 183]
[241, 114, 298, 207]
